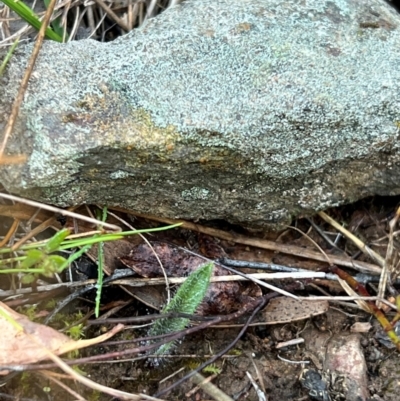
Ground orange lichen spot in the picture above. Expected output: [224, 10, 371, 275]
[234, 22, 252, 34]
[203, 29, 215, 38]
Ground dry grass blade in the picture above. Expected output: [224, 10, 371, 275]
[0, 193, 121, 231]
[190, 373, 233, 401]
[336, 276, 370, 313]
[318, 211, 385, 267]
[92, 0, 130, 32]
[120, 209, 382, 274]
[40, 371, 86, 401]
[105, 209, 171, 304]
[11, 215, 56, 250]
[318, 210, 399, 309]
[379, 206, 400, 306]
[38, 349, 165, 400]
[0, 272, 325, 298]
[246, 371, 267, 401]
[286, 224, 333, 265]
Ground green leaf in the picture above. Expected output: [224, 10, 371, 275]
[45, 228, 71, 253]
[202, 364, 222, 375]
[20, 273, 36, 284]
[61, 243, 92, 271]
[42, 254, 67, 276]
[21, 249, 44, 269]
[149, 262, 214, 356]
[1, 0, 63, 42]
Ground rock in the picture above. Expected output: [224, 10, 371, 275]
[325, 334, 369, 401]
[1, 0, 400, 228]
[303, 327, 369, 401]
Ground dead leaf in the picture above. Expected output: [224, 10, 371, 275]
[120, 241, 262, 315]
[0, 302, 123, 374]
[262, 297, 329, 324]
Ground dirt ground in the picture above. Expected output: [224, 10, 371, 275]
[3, 302, 399, 401]
[2, 196, 400, 401]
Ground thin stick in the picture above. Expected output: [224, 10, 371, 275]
[0, 218, 19, 248]
[379, 206, 400, 306]
[40, 371, 86, 401]
[286, 224, 332, 265]
[92, 0, 130, 32]
[190, 373, 233, 401]
[11, 216, 56, 250]
[121, 210, 381, 274]
[0, 0, 58, 158]
[0, 193, 121, 231]
[318, 211, 385, 267]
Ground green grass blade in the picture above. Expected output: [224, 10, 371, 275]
[45, 228, 70, 253]
[95, 241, 104, 318]
[43, 0, 68, 40]
[0, 224, 182, 256]
[1, 0, 63, 42]
[94, 207, 108, 318]
[0, 37, 19, 76]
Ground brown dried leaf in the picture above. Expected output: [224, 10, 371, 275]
[120, 241, 262, 315]
[0, 302, 72, 368]
[262, 297, 329, 324]
[0, 302, 123, 373]
[197, 233, 227, 259]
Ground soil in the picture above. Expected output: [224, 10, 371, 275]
[1, 196, 400, 401]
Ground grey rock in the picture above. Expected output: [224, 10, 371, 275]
[1, 0, 400, 228]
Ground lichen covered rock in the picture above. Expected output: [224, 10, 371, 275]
[1, 0, 400, 228]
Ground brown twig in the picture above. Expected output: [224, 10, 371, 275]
[11, 216, 56, 250]
[0, 218, 19, 247]
[92, 0, 131, 32]
[4, 297, 267, 372]
[331, 265, 400, 351]
[0, 0, 59, 159]
[318, 211, 386, 267]
[116, 209, 382, 274]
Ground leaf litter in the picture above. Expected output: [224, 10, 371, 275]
[2, 197, 400, 399]
[120, 241, 262, 315]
